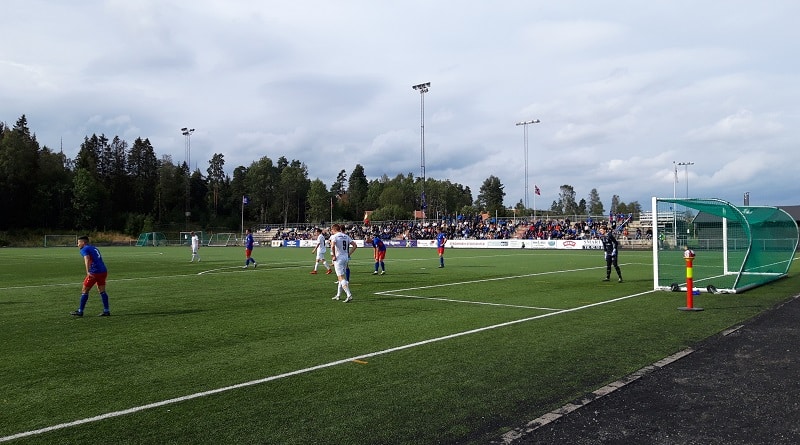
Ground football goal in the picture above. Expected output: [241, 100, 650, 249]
[207, 232, 238, 247]
[652, 197, 798, 294]
[44, 234, 78, 247]
[179, 231, 205, 246]
[136, 232, 168, 247]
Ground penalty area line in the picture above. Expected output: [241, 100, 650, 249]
[379, 265, 609, 295]
[0, 289, 656, 443]
[377, 292, 563, 311]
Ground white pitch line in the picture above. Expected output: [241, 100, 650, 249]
[376, 264, 612, 295]
[374, 264, 618, 312]
[0, 273, 200, 291]
[0, 263, 306, 291]
[0, 287, 656, 443]
[377, 292, 563, 311]
[196, 265, 258, 275]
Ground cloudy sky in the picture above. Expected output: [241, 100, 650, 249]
[2, 0, 799, 210]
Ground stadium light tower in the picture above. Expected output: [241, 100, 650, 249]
[181, 127, 195, 170]
[412, 82, 430, 216]
[673, 161, 678, 200]
[677, 161, 694, 198]
[181, 127, 195, 226]
[516, 119, 541, 210]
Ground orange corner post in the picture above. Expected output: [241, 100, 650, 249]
[679, 249, 703, 311]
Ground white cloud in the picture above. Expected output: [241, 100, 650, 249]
[687, 109, 784, 142]
[1, 0, 799, 209]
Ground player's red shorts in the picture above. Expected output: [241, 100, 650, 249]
[83, 272, 108, 288]
[245, 248, 253, 257]
[375, 250, 386, 261]
[437, 247, 445, 255]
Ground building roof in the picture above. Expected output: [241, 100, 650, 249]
[778, 205, 800, 221]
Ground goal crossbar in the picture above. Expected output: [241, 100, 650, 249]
[44, 234, 78, 247]
[207, 233, 238, 247]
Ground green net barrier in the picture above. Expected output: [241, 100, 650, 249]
[654, 198, 798, 293]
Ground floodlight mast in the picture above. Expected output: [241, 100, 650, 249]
[515, 119, 541, 211]
[181, 127, 195, 170]
[181, 127, 195, 228]
[677, 161, 694, 198]
[412, 82, 430, 218]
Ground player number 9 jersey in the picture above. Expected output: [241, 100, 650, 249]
[330, 233, 352, 260]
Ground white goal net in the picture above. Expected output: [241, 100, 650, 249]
[207, 233, 238, 247]
[44, 234, 78, 247]
[180, 231, 205, 246]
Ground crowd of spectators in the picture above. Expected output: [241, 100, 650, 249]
[268, 213, 652, 242]
[519, 214, 645, 240]
[270, 214, 518, 242]
[271, 226, 316, 241]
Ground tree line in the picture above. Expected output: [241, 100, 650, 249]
[0, 115, 641, 235]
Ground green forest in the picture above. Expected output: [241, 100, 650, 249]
[0, 115, 641, 236]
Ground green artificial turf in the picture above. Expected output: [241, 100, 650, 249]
[0, 246, 797, 444]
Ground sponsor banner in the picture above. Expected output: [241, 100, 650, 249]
[384, 239, 415, 247]
[445, 239, 525, 249]
[272, 239, 373, 248]
[445, 239, 598, 249]
[581, 239, 604, 250]
[270, 240, 317, 248]
[268, 238, 599, 250]
[559, 240, 581, 250]
[518, 239, 598, 250]
[446, 240, 483, 248]
[522, 239, 553, 249]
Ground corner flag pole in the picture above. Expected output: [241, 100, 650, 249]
[679, 248, 703, 311]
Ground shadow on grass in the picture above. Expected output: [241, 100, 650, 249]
[698, 304, 767, 311]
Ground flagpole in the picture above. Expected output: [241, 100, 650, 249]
[241, 195, 245, 236]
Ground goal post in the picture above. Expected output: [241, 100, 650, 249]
[652, 197, 798, 294]
[207, 232, 238, 247]
[136, 232, 168, 247]
[180, 231, 205, 246]
[44, 234, 78, 247]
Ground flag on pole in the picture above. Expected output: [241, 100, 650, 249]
[242, 196, 249, 205]
[330, 196, 334, 209]
[534, 185, 541, 196]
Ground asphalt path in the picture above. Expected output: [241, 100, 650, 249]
[497, 294, 800, 445]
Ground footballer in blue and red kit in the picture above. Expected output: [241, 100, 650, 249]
[244, 228, 258, 268]
[436, 227, 448, 268]
[371, 236, 387, 274]
[71, 235, 111, 316]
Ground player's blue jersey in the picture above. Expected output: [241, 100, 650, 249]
[245, 233, 254, 249]
[436, 232, 447, 248]
[372, 237, 386, 251]
[80, 244, 107, 274]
